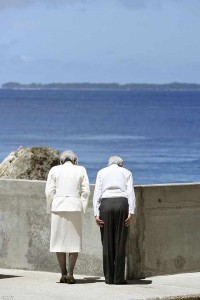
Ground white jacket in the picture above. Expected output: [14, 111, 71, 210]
[45, 161, 90, 214]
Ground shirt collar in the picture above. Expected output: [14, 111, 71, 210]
[110, 164, 119, 167]
[64, 161, 73, 166]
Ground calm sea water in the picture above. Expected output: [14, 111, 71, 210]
[0, 89, 199, 184]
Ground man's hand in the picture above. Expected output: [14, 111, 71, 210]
[125, 213, 133, 227]
[95, 217, 104, 227]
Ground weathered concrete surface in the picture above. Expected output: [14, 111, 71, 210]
[0, 180, 102, 276]
[127, 183, 200, 279]
[0, 146, 60, 180]
[0, 179, 200, 279]
[1, 268, 200, 300]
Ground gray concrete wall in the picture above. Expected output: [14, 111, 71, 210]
[127, 183, 200, 279]
[0, 180, 102, 276]
[0, 179, 200, 278]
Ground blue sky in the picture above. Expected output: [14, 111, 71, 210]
[0, 0, 200, 84]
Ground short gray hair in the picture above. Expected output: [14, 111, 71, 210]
[60, 150, 78, 165]
[108, 156, 123, 167]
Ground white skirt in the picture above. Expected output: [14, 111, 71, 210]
[50, 211, 82, 253]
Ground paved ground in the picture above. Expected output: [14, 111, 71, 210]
[0, 268, 200, 300]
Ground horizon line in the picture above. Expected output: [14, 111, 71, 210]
[1, 81, 200, 86]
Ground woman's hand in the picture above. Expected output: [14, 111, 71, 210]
[125, 213, 133, 227]
[95, 217, 104, 227]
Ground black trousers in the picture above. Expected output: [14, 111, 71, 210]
[100, 197, 128, 284]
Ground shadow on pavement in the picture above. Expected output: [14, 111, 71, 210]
[57, 277, 152, 285]
[76, 277, 105, 284]
[127, 279, 152, 285]
[77, 278, 153, 285]
[0, 274, 23, 279]
[56, 276, 104, 284]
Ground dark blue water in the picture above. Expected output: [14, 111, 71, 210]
[0, 89, 199, 184]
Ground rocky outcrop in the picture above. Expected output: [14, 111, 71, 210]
[0, 146, 60, 180]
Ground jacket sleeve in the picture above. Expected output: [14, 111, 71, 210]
[80, 167, 90, 214]
[93, 171, 102, 217]
[45, 168, 56, 214]
[126, 172, 136, 214]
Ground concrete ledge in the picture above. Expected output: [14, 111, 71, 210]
[0, 179, 200, 278]
[127, 182, 200, 279]
[0, 179, 102, 276]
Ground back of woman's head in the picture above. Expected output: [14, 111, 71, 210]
[108, 156, 123, 167]
[60, 150, 78, 165]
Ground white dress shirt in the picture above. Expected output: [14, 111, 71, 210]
[93, 164, 136, 217]
[45, 161, 90, 214]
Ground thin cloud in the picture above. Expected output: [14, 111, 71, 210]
[0, 0, 188, 10]
[117, 0, 185, 10]
[20, 55, 34, 62]
[117, 0, 147, 9]
[0, 0, 89, 10]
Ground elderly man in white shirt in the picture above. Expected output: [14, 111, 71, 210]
[93, 156, 136, 285]
[46, 150, 90, 284]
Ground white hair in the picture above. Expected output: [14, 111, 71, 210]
[60, 150, 78, 165]
[108, 156, 123, 167]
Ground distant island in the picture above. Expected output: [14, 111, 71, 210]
[1, 82, 200, 91]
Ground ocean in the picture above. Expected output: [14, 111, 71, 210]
[0, 89, 199, 184]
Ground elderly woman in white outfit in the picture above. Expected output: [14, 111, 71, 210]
[45, 150, 90, 284]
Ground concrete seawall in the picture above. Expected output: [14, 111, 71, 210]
[0, 179, 200, 278]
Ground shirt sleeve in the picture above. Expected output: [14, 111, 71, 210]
[93, 172, 102, 217]
[45, 168, 56, 214]
[126, 172, 136, 214]
[80, 167, 90, 214]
